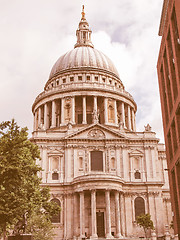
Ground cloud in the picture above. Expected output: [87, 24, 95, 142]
[0, 0, 164, 142]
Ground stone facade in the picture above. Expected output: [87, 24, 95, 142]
[31, 6, 172, 240]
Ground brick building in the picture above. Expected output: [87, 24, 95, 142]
[157, 0, 180, 238]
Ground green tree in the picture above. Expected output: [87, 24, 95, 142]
[0, 120, 59, 239]
[136, 213, 154, 239]
[26, 211, 56, 240]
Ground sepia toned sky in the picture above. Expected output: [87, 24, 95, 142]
[0, 0, 165, 141]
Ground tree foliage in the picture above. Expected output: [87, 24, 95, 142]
[26, 212, 56, 240]
[0, 120, 60, 239]
[136, 213, 154, 239]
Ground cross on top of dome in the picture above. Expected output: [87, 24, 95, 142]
[74, 5, 94, 48]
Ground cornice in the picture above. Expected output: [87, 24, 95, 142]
[32, 85, 136, 112]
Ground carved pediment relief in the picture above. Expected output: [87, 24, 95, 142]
[65, 124, 126, 140]
[87, 129, 105, 139]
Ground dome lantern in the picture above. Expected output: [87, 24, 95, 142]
[74, 5, 94, 49]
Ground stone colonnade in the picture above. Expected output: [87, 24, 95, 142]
[73, 189, 122, 239]
[34, 96, 136, 131]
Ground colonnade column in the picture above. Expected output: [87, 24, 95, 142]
[127, 105, 132, 130]
[44, 103, 48, 129]
[51, 100, 56, 128]
[82, 96, 87, 124]
[34, 111, 38, 131]
[91, 190, 98, 238]
[80, 191, 85, 238]
[131, 109, 135, 131]
[94, 96, 98, 112]
[132, 110, 136, 131]
[72, 96, 75, 124]
[104, 98, 108, 124]
[115, 191, 122, 238]
[114, 100, 118, 125]
[61, 98, 65, 125]
[38, 107, 42, 127]
[121, 102, 125, 127]
[105, 190, 112, 238]
[73, 193, 78, 237]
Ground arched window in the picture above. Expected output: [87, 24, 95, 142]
[65, 103, 71, 120]
[79, 157, 83, 170]
[108, 105, 114, 120]
[51, 198, 61, 223]
[110, 157, 115, 170]
[135, 197, 145, 219]
[91, 151, 103, 171]
[134, 170, 141, 179]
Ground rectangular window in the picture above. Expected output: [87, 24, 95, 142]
[86, 76, 90, 81]
[171, 6, 179, 40]
[171, 119, 178, 152]
[91, 151, 103, 171]
[167, 31, 178, 100]
[78, 76, 82, 81]
[95, 76, 98, 81]
[171, 6, 180, 85]
[176, 105, 180, 143]
[163, 49, 173, 111]
[160, 64, 169, 124]
[63, 78, 66, 83]
[70, 77, 74, 82]
[167, 131, 173, 160]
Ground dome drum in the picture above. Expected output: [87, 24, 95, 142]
[46, 67, 123, 91]
[33, 92, 137, 133]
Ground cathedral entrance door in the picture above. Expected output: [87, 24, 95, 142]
[96, 211, 105, 238]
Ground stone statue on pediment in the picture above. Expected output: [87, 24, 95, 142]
[144, 123, 152, 132]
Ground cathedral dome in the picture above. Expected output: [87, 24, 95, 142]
[49, 47, 119, 80]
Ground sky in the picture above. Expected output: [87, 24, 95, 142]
[0, 0, 165, 142]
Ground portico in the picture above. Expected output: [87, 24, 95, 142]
[73, 189, 123, 239]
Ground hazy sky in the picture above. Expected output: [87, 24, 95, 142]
[0, 0, 164, 141]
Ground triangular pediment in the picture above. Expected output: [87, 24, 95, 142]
[47, 147, 64, 155]
[129, 149, 143, 156]
[65, 124, 126, 140]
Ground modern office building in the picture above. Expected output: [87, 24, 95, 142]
[32, 6, 172, 239]
[157, 0, 180, 238]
